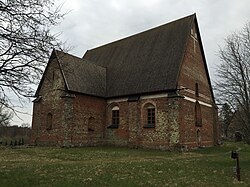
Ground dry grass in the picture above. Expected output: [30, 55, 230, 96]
[0, 142, 250, 187]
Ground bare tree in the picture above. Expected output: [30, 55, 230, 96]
[215, 22, 250, 143]
[0, 104, 13, 127]
[219, 103, 233, 138]
[0, 0, 67, 109]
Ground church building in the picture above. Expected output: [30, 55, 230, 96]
[30, 14, 219, 149]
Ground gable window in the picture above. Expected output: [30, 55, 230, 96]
[195, 101, 202, 127]
[46, 113, 53, 130]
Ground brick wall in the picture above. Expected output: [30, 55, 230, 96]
[70, 94, 106, 146]
[105, 101, 130, 146]
[31, 58, 67, 146]
[31, 21, 218, 149]
[177, 22, 218, 148]
[31, 57, 107, 146]
[105, 96, 182, 150]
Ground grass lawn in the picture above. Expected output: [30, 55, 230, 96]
[0, 142, 250, 187]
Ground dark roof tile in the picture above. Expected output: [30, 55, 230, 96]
[55, 50, 106, 96]
[83, 14, 195, 97]
[42, 14, 196, 98]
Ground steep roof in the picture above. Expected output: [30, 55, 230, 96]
[35, 50, 106, 97]
[37, 14, 198, 98]
[55, 50, 106, 96]
[83, 14, 195, 97]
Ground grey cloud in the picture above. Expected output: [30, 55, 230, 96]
[13, 0, 250, 125]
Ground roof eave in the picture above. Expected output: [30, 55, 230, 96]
[194, 18, 216, 103]
[35, 49, 57, 97]
[175, 14, 196, 91]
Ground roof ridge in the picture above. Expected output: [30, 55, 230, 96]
[54, 49, 82, 60]
[83, 13, 196, 56]
[83, 14, 196, 97]
[55, 49, 106, 70]
[53, 49, 70, 91]
[54, 49, 106, 97]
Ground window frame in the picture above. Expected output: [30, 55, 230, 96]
[143, 103, 156, 128]
[112, 109, 119, 126]
[147, 108, 155, 126]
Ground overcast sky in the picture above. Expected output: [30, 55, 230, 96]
[13, 0, 250, 126]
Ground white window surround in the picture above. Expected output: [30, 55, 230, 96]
[112, 106, 119, 110]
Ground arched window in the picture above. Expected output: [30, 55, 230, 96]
[143, 103, 156, 128]
[147, 107, 155, 126]
[195, 101, 202, 127]
[112, 106, 119, 126]
[88, 117, 95, 132]
[46, 113, 53, 130]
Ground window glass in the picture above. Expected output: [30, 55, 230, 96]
[112, 108, 119, 125]
[147, 108, 155, 125]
